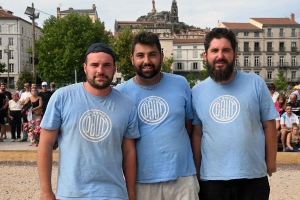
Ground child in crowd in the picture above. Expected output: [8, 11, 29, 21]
[286, 123, 300, 152]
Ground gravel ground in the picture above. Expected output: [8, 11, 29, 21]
[0, 162, 299, 199]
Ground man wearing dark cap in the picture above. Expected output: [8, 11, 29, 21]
[38, 82, 52, 115]
[38, 43, 140, 200]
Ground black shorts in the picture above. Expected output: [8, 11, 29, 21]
[0, 110, 6, 125]
[199, 176, 270, 200]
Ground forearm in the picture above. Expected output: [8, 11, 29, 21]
[264, 120, 277, 170]
[191, 125, 202, 178]
[185, 120, 193, 138]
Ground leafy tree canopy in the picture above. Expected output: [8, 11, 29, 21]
[274, 70, 288, 92]
[186, 70, 197, 88]
[110, 26, 135, 81]
[0, 63, 7, 74]
[36, 13, 109, 87]
[16, 66, 34, 90]
[161, 56, 173, 73]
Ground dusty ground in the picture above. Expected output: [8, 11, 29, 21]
[0, 162, 299, 199]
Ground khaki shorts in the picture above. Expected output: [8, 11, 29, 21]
[136, 175, 199, 200]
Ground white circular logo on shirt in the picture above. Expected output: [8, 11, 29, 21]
[79, 109, 112, 142]
[210, 95, 240, 124]
[138, 96, 169, 125]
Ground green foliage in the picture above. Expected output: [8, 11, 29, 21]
[199, 70, 209, 81]
[161, 56, 173, 73]
[0, 63, 7, 74]
[200, 52, 207, 70]
[16, 66, 34, 89]
[36, 13, 109, 86]
[110, 26, 135, 81]
[274, 70, 288, 92]
[186, 70, 197, 88]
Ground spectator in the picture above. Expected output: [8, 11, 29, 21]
[280, 103, 299, 151]
[8, 93, 22, 142]
[38, 82, 52, 115]
[275, 93, 287, 143]
[286, 123, 300, 152]
[267, 83, 279, 103]
[288, 93, 300, 118]
[50, 82, 56, 93]
[18, 82, 31, 142]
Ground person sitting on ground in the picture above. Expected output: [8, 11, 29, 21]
[280, 103, 299, 151]
[288, 93, 300, 118]
[275, 93, 287, 142]
[286, 123, 300, 152]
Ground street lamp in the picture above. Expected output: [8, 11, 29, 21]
[24, 3, 39, 84]
[4, 46, 9, 88]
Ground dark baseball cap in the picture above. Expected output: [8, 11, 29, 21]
[85, 43, 116, 63]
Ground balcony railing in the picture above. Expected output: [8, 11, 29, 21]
[243, 62, 251, 67]
[279, 33, 285, 37]
[267, 47, 273, 52]
[277, 62, 289, 67]
[291, 33, 297, 37]
[254, 47, 260, 52]
[254, 62, 261, 67]
[279, 47, 285, 52]
[291, 47, 298, 52]
[244, 47, 250, 52]
[267, 62, 274, 67]
[267, 32, 273, 37]
[291, 62, 298, 67]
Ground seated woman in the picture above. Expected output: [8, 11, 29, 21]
[275, 93, 286, 143]
[286, 123, 300, 152]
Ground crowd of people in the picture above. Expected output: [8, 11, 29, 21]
[268, 83, 300, 152]
[0, 81, 56, 144]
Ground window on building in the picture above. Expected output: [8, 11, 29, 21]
[0, 38, 2, 45]
[8, 25, 13, 33]
[279, 56, 284, 66]
[292, 71, 296, 79]
[193, 46, 198, 58]
[177, 62, 182, 70]
[292, 56, 297, 66]
[21, 27, 24, 34]
[244, 42, 249, 52]
[267, 56, 272, 67]
[9, 50, 14, 59]
[267, 28, 272, 37]
[254, 32, 259, 37]
[0, 25, 2, 33]
[177, 50, 182, 58]
[267, 42, 272, 52]
[9, 64, 14, 73]
[254, 56, 260, 67]
[279, 28, 284, 37]
[279, 42, 285, 52]
[255, 71, 260, 75]
[193, 62, 198, 70]
[254, 42, 260, 52]
[21, 39, 23, 47]
[235, 58, 239, 67]
[291, 42, 297, 52]
[8, 38, 13, 46]
[267, 71, 272, 79]
[0, 50, 2, 59]
[244, 32, 249, 36]
[292, 28, 296, 37]
[244, 56, 249, 67]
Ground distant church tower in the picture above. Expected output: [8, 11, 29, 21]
[151, 0, 156, 13]
[170, 0, 179, 23]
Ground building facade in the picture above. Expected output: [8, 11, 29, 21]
[0, 6, 42, 88]
[57, 4, 99, 23]
[219, 13, 300, 84]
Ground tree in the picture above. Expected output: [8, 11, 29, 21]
[36, 13, 109, 87]
[199, 70, 209, 81]
[0, 62, 7, 74]
[274, 70, 288, 92]
[110, 26, 135, 81]
[161, 56, 173, 73]
[16, 66, 34, 90]
[186, 70, 197, 88]
[200, 52, 207, 70]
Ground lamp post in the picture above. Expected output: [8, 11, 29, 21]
[24, 3, 39, 84]
[4, 46, 9, 88]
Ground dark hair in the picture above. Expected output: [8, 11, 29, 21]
[50, 82, 56, 88]
[204, 28, 237, 52]
[0, 82, 6, 86]
[286, 102, 293, 108]
[267, 83, 276, 89]
[131, 31, 161, 54]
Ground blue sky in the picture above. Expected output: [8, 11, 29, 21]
[2, 0, 300, 31]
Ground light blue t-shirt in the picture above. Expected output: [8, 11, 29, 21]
[41, 83, 140, 199]
[192, 71, 278, 180]
[116, 73, 196, 183]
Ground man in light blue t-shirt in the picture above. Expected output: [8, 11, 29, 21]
[192, 28, 278, 200]
[116, 32, 199, 200]
[37, 43, 140, 200]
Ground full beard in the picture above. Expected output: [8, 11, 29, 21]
[86, 73, 112, 90]
[207, 59, 234, 83]
[135, 63, 161, 79]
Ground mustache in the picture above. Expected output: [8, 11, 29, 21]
[142, 63, 155, 67]
[94, 73, 108, 79]
[214, 59, 228, 63]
